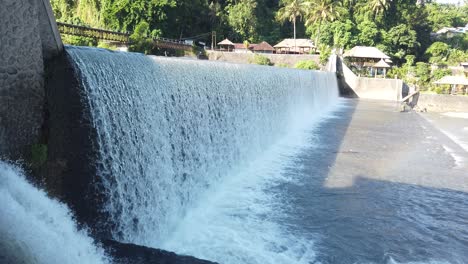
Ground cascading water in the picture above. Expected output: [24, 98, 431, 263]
[67, 46, 340, 263]
[0, 161, 109, 264]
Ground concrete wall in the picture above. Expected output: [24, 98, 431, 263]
[417, 94, 468, 112]
[0, 0, 62, 159]
[341, 60, 403, 101]
[207, 50, 320, 67]
[352, 78, 404, 101]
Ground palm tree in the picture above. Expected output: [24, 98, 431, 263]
[276, 0, 308, 51]
[368, 0, 392, 17]
[304, 0, 342, 47]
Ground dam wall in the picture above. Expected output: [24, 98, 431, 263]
[0, 0, 62, 160]
[51, 46, 339, 245]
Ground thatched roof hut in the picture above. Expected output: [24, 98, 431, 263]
[252, 41, 274, 53]
[274, 39, 316, 54]
[218, 38, 234, 51]
[344, 46, 390, 59]
[434, 76, 468, 85]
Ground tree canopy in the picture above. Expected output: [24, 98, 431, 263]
[51, 0, 467, 65]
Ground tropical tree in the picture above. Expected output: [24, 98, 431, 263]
[226, 0, 258, 41]
[304, 0, 342, 46]
[425, 41, 450, 64]
[368, 0, 392, 17]
[276, 0, 307, 48]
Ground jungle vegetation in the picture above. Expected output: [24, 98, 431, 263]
[52, 0, 467, 90]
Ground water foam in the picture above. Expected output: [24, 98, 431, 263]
[0, 161, 109, 264]
[162, 102, 344, 264]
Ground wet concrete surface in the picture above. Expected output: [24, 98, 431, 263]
[274, 99, 468, 264]
[420, 111, 468, 167]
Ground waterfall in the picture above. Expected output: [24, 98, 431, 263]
[0, 161, 109, 264]
[67, 46, 339, 262]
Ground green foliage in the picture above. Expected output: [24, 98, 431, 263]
[433, 85, 449, 94]
[129, 21, 154, 54]
[276, 0, 308, 40]
[357, 19, 379, 46]
[432, 68, 451, 81]
[448, 49, 468, 66]
[405, 55, 416, 67]
[426, 3, 468, 31]
[294, 60, 319, 70]
[425, 42, 450, 64]
[319, 44, 332, 64]
[97, 42, 117, 50]
[250, 54, 272, 65]
[415, 62, 431, 86]
[62, 35, 97, 46]
[382, 24, 419, 63]
[275, 63, 290, 68]
[304, 0, 343, 46]
[51, 0, 467, 64]
[226, 0, 258, 41]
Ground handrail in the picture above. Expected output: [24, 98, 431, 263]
[400, 90, 420, 103]
[56, 22, 192, 50]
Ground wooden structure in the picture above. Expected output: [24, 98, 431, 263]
[218, 38, 235, 52]
[434, 75, 468, 95]
[373, 59, 391, 78]
[461, 62, 468, 77]
[274, 39, 316, 54]
[232, 41, 274, 54]
[344, 46, 391, 77]
[252, 41, 274, 54]
[57, 22, 191, 51]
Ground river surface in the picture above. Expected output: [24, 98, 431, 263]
[276, 100, 468, 264]
[165, 99, 468, 264]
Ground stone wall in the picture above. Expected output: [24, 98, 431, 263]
[207, 50, 321, 67]
[417, 94, 468, 112]
[0, 0, 62, 160]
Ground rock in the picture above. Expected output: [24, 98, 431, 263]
[102, 239, 217, 264]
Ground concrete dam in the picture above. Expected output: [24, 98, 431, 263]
[2, 1, 468, 264]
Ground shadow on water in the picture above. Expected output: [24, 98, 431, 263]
[274, 99, 468, 264]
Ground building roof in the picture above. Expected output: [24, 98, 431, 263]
[374, 59, 391, 68]
[218, 38, 234, 45]
[436, 27, 466, 34]
[434, 75, 468, 85]
[234, 43, 248, 49]
[344, 46, 390, 59]
[274, 38, 315, 48]
[233, 43, 258, 49]
[252, 41, 274, 51]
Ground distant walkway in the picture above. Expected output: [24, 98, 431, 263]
[56, 22, 191, 51]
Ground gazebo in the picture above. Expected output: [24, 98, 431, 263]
[344, 46, 391, 76]
[274, 39, 316, 54]
[373, 59, 391, 78]
[434, 75, 468, 95]
[218, 38, 234, 52]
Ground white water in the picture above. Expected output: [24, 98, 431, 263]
[67, 46, 339, 263]
[161, 108, 343, 263]
[0, 161, 109, 264]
